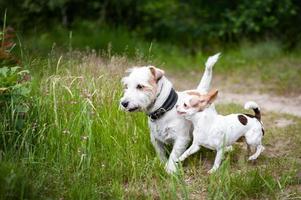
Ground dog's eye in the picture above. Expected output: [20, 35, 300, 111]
[184, 103, 187, 108]
[136, 84, 144, 89]
[124, 84, 128, 89]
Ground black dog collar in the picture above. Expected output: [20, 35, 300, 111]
[148, 88, 178, 121]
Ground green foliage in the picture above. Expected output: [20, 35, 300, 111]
[0, 13, 32, 133]
[220, 0, 296, 38]
[0, 66, 30, 103]
[1, 0, 300, 48]
[0, 65, 31, 138]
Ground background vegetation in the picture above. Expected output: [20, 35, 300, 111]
[1, 0, 301, 50]
[0, 0, 301, 199]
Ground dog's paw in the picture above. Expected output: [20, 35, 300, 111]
[248, 155, 257, 161]
[177, 156, 185, 162]
[207, 167, 218, 174]
[165, 162, 177, 174]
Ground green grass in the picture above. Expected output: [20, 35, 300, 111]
[1, 20, 301, 199]
[1, 52, 301, 199]
[1, 54, 185, 199]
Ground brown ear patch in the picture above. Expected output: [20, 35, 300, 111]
[149, 67, 156, 78]
[149, 66, 164, 82]
[207, 89, 218, 104]
[238, 115, 248, 125]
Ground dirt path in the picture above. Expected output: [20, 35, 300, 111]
[169, 74, 301, 117]
[217, 92, 301, 117]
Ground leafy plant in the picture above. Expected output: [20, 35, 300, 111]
[0, 66, 30, 106]
[0, 14, 31, 130]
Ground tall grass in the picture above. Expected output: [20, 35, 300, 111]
[0, 53, 187, 199]
[1, 50, 300, 199]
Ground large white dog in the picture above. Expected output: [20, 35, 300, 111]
[120, 54, 220, 173]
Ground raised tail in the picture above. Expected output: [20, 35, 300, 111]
[244, 101, 261, 121]
[196, 53, 221, 93]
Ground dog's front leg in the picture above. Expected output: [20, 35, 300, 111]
[177, 142, 201, 162]
[150, 133, 167, 162]
[165, 138, 189, 174]
[208, 149, 223, 174]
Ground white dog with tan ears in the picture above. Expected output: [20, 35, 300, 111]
[176, 89, 265, 173]
[120, 53, 220, 173]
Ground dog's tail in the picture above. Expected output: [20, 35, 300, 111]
[197, 53, 221, 93]
[244, 101, 261, 121]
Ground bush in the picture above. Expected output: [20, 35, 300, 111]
[0, 26, 31, 131]
[0, 66, 31, 107]
[1, 0, 300, 49]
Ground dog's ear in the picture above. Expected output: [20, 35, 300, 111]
[206, 89, 218, 104]
[149, 66, 165, 82]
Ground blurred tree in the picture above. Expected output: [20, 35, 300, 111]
[0, 0, 300, 49]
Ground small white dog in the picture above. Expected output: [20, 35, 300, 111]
[176, 89, 265, 173]
[120, 54, 220, 173]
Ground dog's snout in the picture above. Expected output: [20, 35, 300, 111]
[121, 101, 129, 108]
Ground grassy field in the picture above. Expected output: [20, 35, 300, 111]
[1, 23, 301, 199]
[1, 49, 301, 199]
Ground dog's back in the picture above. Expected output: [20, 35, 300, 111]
[213, 113, 263, 145]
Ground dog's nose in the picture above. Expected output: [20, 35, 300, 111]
[121, 101, 129, 108]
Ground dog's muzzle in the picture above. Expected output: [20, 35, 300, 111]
[120, 100, 139, 112]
